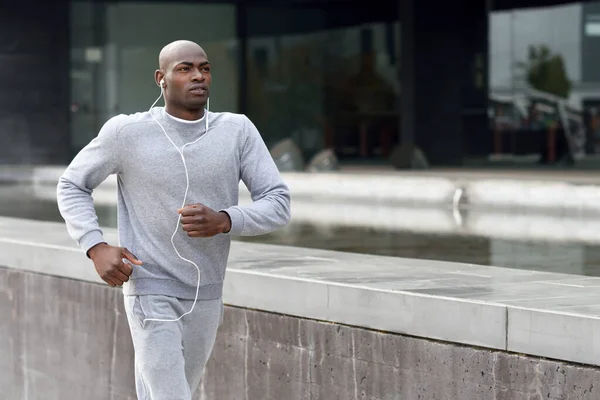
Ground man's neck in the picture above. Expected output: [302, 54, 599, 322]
[165, 105, 205, 121]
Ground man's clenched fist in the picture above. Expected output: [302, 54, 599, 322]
[178, 203, 231, 238]
[88, 243, 142, 287]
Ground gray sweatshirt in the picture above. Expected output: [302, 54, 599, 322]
[57, 107, 291, 300]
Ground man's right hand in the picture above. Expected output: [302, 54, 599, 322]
[88, 243, 143, 287]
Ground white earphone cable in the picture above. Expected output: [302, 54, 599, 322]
[142, 84, 210, 324]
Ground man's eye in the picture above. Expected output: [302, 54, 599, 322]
[203, 67, 211, 72]
[180, 67, 189, 71]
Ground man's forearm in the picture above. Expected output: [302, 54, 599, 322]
[57, 114, 122, 253]
[222, 188, 290, 236]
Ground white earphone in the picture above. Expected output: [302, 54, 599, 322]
[144, 77, 210, 324]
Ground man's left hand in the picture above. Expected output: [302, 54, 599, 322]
[178, 203, 231, 238]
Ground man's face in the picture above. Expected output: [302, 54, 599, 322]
[163, 51, 211, 110]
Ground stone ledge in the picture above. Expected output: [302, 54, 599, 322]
[2, 216, 600, 368]
[12, 165, 600, 214]
[27, 182, 600, 245]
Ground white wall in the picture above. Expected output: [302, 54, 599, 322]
[489, 3, 582, 90]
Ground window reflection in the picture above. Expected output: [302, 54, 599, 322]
[70, 1, 238, 155]
[488, 2, 594, 165]
[245, 5, 400, 163]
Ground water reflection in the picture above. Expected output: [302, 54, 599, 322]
[3, 182, 600, 277]
[235, 223, 600, 277]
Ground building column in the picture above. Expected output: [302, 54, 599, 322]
[401, 0, 489, 166]
[0, 2, 70, 165]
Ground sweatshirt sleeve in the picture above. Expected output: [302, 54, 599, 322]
[222, 116, 291, 236]
[56, 115, 123, 255]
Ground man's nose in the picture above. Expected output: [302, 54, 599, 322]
[191, 70, 206, 81]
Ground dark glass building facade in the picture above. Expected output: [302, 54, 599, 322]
[1, 0, 597, 168]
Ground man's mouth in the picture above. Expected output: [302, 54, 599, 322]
[189, 85, 207, 95]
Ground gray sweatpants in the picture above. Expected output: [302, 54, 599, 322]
[123, 294, 223, 400]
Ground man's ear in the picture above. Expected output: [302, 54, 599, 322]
[155, 70, 164, 88]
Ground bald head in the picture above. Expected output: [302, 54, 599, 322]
[158, 40, 206, 70]
[155, 40, 212, 118]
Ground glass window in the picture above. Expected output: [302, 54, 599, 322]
[488, 2, 591, 165]
[70, 1, 105, 155]
[70, 1, 238, 154]
[244, 3, 400, 163]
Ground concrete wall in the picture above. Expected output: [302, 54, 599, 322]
[3, 266, 600, 400]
